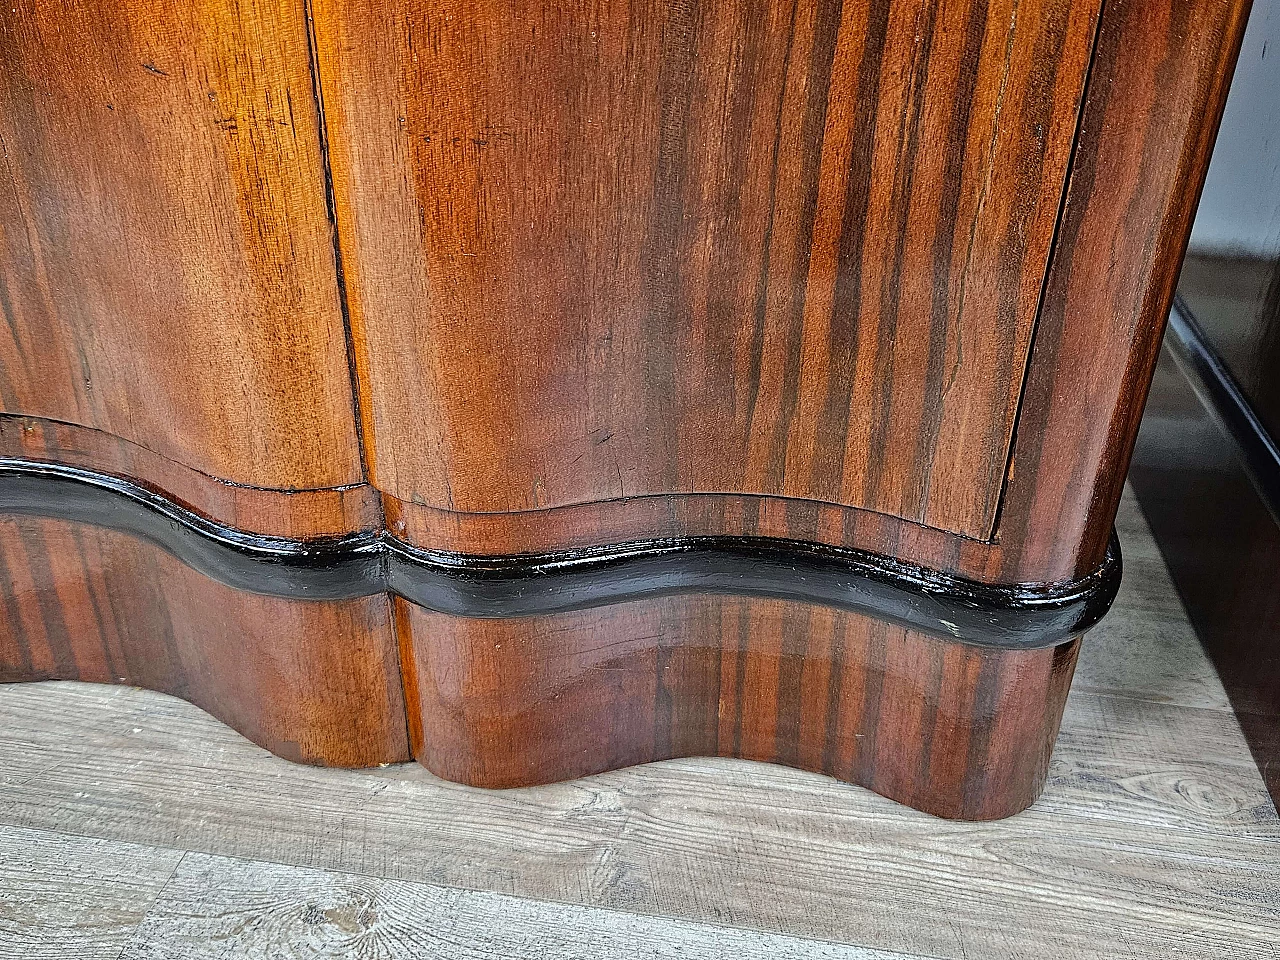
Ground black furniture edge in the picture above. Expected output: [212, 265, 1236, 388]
[0, 457, 1122, 650]
[1166, 296, 1280, 521]
[1129, 295, 1280, 807]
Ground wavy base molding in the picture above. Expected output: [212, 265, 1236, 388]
[0, 459, 1116, 819]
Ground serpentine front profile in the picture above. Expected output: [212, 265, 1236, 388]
[0, 0, 1248, 818]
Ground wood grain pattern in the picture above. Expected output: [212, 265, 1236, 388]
[0, 827, 183, 960]
[111, 846, 909, 959]
[315, 0, 1100, 539]
[382, 484, 981, 562]
[370, 0, 1250, 591]
[0, 0, 1255, 826]
[0, 515, 408, 767]
[0, 0, 1247, 575]
[2, 505, 1278, 960]
[982, 0, 1251, 581]
[0, 0, 363, 489]
[397, 595, 1080, 820]
[6, 686, 1275, 959]
[0, 415, 382, 538]
[0, 494, 1077, 817]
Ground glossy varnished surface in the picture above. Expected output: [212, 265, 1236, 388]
[987, 0, 1249, 582]
[4, 489, 1278, 959]
[399, 597, 1079, 820]
[357, 0, 1250, 592]
[0, 0, 1250, 587]
[0, 0, 363, 489]
[0, 0, 1256, 824]
[0, 456, 1123, 647]
[0, 415, 382, 539]
[0, 515, 408, 767]
[1178, 253, 1280, 441]
[0, 483, 1081, 818]
[315, 0, 1100, 538]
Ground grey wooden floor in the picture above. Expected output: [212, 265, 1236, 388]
[1, 488, 1277, 960]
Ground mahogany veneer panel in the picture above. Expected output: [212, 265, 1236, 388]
[0, 478, 1086, 817]
[0, 415, 382, 538]
[0, 0, 363, 489]
[990, 0, 1251, 583]
[314, 0, 1101, 538]
[0, 515, 408, 767]
[305, 0, 1253, 593]
[397, 596, 1080, 820]
[0, 0, 1255, 823]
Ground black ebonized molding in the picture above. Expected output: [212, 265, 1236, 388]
[0, 458, 1121, 649]
[1166, 297, 1280, 521]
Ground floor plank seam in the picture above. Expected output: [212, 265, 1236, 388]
[3, 821, 934, 960]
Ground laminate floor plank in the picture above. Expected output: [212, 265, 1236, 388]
[0, 824, 182, 960]
[1074, 494, 1233, 711]
[0, 681, 1276, 958]
[116, 850, 916, 960]
[0, 488, 1276, 959]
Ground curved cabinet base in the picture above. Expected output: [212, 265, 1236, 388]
[0, 458, 1120, 651]
[0, 466, 1094, 819]
[0, 515, 409, 767]
[399, 599, 1079, 821]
